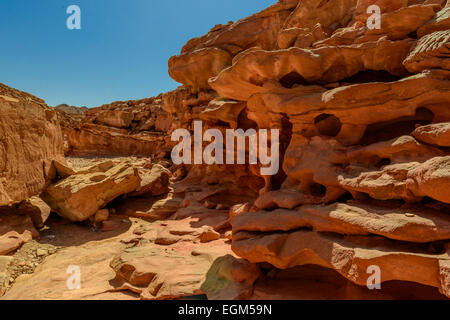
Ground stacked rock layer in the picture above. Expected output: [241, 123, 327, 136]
[166, 0, 450, 298]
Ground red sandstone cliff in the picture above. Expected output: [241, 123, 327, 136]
[1, 0, 450, 300]
[164, 0, 450, 299]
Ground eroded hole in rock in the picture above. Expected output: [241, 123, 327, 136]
[279, 72, 309, 89]
[271, 117, 293, 190]
[407, 31, 418, 39]
[421, 197, 450, 214]
[416, 107, 435, 121]
[258, 262, 277, 275]
[360, 107, 435, 145]
[335, 191, 354, 203]
[214, 119, 230, 127]
[339, 70, 402, 84]
[309, 183, 327, 197]
[314, 114, 342, 137]
[237, 109, 257, 131]
[375, 158, 392, 168]
[257, 264, 450, 300]
[426, 241, 447, 255]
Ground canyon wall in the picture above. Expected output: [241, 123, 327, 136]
[1, 0, 449, 300]
[56, 96, 172, 157]
[0, 84, 65, 206]
[165, 0, 450, 298]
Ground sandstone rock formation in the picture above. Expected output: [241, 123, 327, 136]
[413, 122, 450, 146]
[166, 0, 450, 299]
[56, 97, 172, 157]
[41, 161, 141, 222]
[0, 231, 32, 255]
[1, 0, 450, 300]
[110, 232, 230, 300]
[17, 197, 51, 229]
[1, 211, 233, 300]
[130, 164, 172, 197]
[0, 83, 67, 280]
[0, 83, 65, 206]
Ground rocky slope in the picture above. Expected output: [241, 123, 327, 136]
[1, 0, 450, 300]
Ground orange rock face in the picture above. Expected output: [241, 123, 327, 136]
[57, 96, 172, 157]
[413, 122, 450, 146]
[165, 0, 450, 299]
[2, 0, 450, 301]
[0, 84, 65, 206]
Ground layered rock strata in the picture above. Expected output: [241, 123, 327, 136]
[56, 96, 172, 157]
[0, 84, 65, 206]
[167, 0, 450, 299]
[1, 0, 450, 300]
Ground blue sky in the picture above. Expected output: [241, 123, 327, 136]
[0, 0, 274, 107]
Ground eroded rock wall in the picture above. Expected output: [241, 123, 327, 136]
[166, 0, 450, 298]
[57, 96, 173, 157]
[0, 83, 65, 206]
[1, 0, 449, 300]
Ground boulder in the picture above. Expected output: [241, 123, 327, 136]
[17, 196, 51, 228]
[412, 122, 450, 146]
[0, 231, 32, 255]
[0, 208, 40, 239]
[42, 161, 141, 222]
[130, 164, 171, 197]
